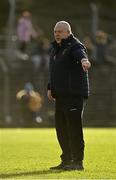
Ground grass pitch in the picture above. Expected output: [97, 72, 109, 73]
[0, 128, 116, 179]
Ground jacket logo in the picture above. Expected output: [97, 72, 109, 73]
[53, 55, 56, 60]
[62, 48, 68, 55]
[69, 108, 77, 111]
[77, 61, 79, 64]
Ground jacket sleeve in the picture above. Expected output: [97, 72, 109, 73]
[71, 44, 88, 62]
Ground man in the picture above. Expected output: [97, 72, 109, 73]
[47, 21, 91, 170]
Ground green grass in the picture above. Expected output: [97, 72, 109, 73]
[0, 128, 116, 179]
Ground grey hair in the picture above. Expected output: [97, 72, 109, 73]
[54, 21, 72, 34]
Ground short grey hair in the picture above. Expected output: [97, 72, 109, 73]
[54, 21, 72, 34]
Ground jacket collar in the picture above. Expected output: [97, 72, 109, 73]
[52, 34, 74, 49]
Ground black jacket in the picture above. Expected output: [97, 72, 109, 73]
[48, 34, 89, 98]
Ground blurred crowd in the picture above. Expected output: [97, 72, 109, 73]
[15, 11, 51, 125]
[83, 30, 116, 65]
[16, 10, 50, 69]
[16, 10, 116, 68]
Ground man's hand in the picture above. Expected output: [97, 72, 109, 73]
[47, 90, 55, 101]
[81, 59, 91, 71]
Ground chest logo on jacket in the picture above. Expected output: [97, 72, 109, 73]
[62, 48, 68, 55]
[53, 55, 56, 60]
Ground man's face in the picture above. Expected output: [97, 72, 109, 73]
[54, 25, 70, 44]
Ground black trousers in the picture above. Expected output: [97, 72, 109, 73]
[55, 96, 86, 163]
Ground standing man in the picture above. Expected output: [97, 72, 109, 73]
[47, 21, 91, 170]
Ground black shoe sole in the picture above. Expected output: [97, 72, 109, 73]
[63, 165, 84, 171]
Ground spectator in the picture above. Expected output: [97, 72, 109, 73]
[30, 38, 43, 72]
[30, 37, 50, 71]
[83, 36, 95, 62]
[17, 11, 37, 53]
[39, 37, 50, 69]
[95, 30, 108, 63]
[94, 30, 115, 64]
[16, 82, 42, 126]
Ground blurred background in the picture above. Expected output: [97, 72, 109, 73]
[0, 0, 116, 127]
